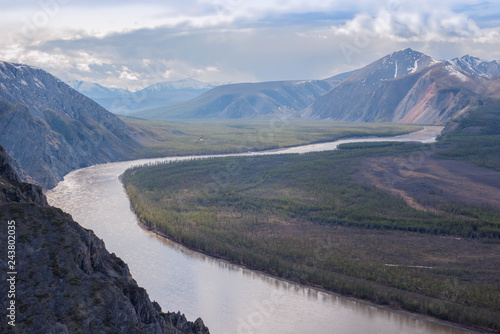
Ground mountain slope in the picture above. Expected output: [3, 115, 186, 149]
[0, 61, 142, 188]
[303, 49, 499, 124]
[69, 79, 217, 114]
[67, 80, 130, 112]
[449, 55, 500, 77]
[132, 78, 341, 121]
[0, 145, 209, 333]
[133, 49, 500, 123]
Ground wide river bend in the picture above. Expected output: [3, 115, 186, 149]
[47, 127, 473, 334]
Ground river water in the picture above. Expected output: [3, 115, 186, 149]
[47, 127, 473, 334]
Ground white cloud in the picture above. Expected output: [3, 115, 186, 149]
[331, 3, 499, 43]
[2, 0, 500, 89]
[119, 66, 140, 81]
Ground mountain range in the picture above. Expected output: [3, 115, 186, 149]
[303, 49, 500, 123]
[131, 49, 500, 123]
[130, 71, 353, 120]
[68, 79, 218, 114]
[2, 48, 500, 188]
[449, 55, 500, 77]
[1, 48, 499, 334]
[0, 61, 142, 188]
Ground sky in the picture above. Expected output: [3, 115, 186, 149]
[1, 0, 500, 90]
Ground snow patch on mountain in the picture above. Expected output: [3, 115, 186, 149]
[444, 65, 470, 82]
[449, 55, 500, 77]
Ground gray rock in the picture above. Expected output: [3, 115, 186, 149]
[0, 61, 143, 189]
[0, 146, 209, 334]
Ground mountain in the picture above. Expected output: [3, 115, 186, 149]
[132, 49, 500, 124]
[69, 79, 218, 114]
[131, 75, 348, 121]
[67, 80, 130, 112]
[449, 55, 500, 77]
[0, 61, 142, 188]
[0, 145, 209, 333]
[343, 48, 440, 84]
[303, 48, 500, 124]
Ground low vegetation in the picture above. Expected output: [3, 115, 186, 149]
[122, 117, 421, 157]
[123, 107, 500, 332]
[436, 102, 500, 170]
[124, 145, 500, 331]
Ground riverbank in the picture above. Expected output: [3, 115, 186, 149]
[122, 139, 500, 333]
[128, 202, 492, 334]
[123, 118, 423, 158]
[49, 126, 492, 334]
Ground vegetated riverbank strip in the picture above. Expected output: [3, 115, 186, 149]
[121, 128, 499, 333]
[122, 154, 500, 333]
[125, 200, 487, 334]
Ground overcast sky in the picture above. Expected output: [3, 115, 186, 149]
[1, 0, 500, 90]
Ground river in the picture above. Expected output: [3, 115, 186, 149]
[47, 127, 473, 334]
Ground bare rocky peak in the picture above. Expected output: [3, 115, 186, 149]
[448, 55, 500, 77]
[346, 48, 441, 85]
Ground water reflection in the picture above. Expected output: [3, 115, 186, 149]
[47, 127, 473, 334]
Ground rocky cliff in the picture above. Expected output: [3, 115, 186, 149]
[0, 146, 209, 334]
[0, 61, 143, 189]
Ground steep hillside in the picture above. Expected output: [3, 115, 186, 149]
[303, 49, 499, 124]
[436, 101, 500, 170]
[0, 145, 209, 333]
[131, 76, 344, 121]
[0, 61, 142, 188]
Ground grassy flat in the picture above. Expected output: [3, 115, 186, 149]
[122, 117, 421, 157]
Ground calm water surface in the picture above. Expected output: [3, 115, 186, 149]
[47, 127, 473, 334]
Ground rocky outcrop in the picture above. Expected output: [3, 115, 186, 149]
[0, 146, 209, 334]
[0, 61, 143, 189]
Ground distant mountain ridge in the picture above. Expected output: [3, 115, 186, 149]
[0, 61, 142, 188]
[131, 72, 352, 120]
[129, 49, 500, 123]
[68, 79, 218, 114]
[449, 55, 500, 77]
[342, 48, 440, 84]
[304, 49, 500, 123]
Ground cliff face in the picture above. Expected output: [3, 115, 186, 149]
[0, 146, 209, 334]
[0, 61, 143, 189]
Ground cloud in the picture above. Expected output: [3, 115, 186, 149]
[119, 66, 140, 81]
[1, 1, 500, 89]
[332, 2, 499, 43]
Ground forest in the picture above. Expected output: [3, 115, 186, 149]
[122, 105, 500, 332]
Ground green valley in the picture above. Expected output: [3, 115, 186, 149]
[123, 117, 421, 157]
[123, 107, 500, 332]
